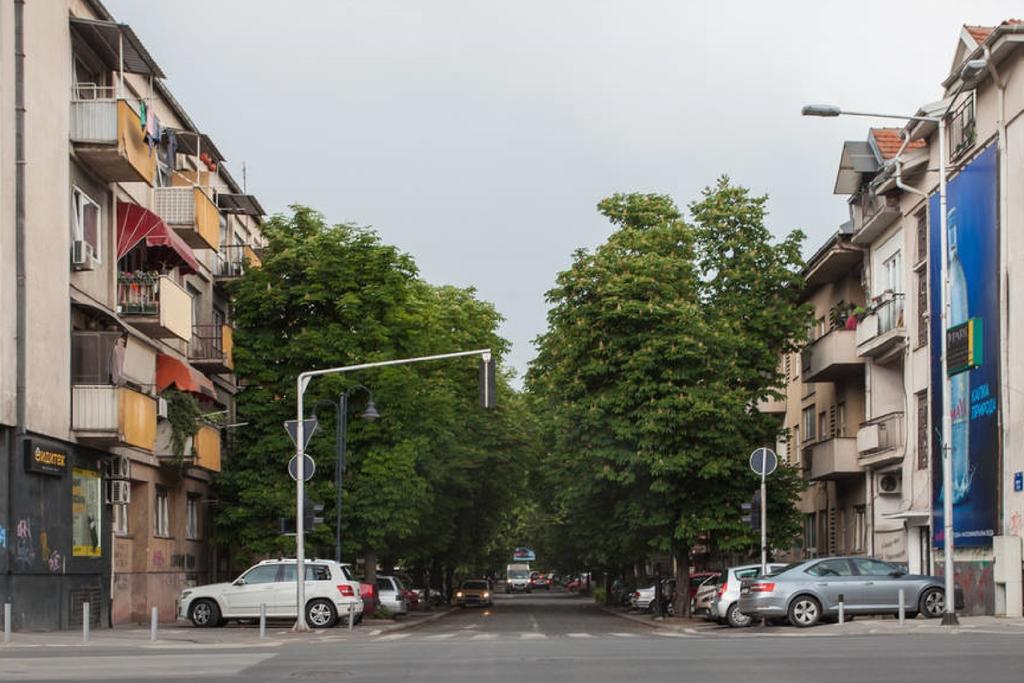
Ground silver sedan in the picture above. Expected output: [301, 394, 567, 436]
[737, 557, 953, 628]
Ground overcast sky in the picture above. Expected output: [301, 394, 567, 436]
[109, 0, 1017, 383]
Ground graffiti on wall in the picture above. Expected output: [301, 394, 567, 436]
[0, 524, 6, 550]
[14, 519, 36, 569]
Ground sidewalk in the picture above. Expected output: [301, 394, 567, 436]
[599, 604, 1024, 637]
[0, 609, 455, 650]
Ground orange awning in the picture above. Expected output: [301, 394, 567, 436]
[117, 201, 201, 274]
[156, 354, 216, 401]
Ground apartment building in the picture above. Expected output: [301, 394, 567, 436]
[823, 21, 1024, 616]
[771, 227, 868, 560]
[0, 0, 264, 629]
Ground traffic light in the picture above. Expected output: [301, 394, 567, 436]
[303, 499, 325, 528]
[479, 357, 497, 409]
[741, 490, 762, 532]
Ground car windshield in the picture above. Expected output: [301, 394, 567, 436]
[462, 581, 488, 590]
[508, 571, 529, 579]
[765, 562, 802, 577]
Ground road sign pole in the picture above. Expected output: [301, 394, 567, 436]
[760, 467, 767, 576]
[295, 374, 308, 631]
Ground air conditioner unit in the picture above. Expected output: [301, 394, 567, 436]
[71, 240, 97, 271]
[107, 479, 131, 505]
[105, 455, 131, 480]
[157, 397, 169, 419]
[877, 472, 902, 495]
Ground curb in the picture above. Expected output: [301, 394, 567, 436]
[597, 605, 696, 633]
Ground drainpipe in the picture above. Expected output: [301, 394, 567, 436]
[983, 46, 1010, 533]
[15, 0, 27, 438]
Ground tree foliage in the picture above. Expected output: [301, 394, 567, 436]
[215, 206, 533, 579]
[527, 180, 809, 609]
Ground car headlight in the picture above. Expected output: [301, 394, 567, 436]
[180, 590, 192, 600]
[456, 591, 463, 598]
[483, 592, 490, 599]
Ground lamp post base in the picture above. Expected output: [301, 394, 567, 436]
[941, 612, 960, 626]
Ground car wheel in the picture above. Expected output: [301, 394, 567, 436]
[189, 599, 221, 628]
[788, 595, 822, 628]
[919, 588, 944, 618]
[726, 603, 752, 628]
[306, 599, 337, 628]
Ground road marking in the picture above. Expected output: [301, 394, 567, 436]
[610, 632, 638, 638]
[425, 633, 457, 640]
[368, 629, 382, 636]
[377, 633, 410, 641]
[469, 633, 498, 640]
[566, 633, 593, 638]
[530, 615, 541, 633]
[520, 632, 547, 639]
[654, 631, 692, 638]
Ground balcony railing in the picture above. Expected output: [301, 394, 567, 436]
[856, 293, 907, 360]
[857, 411, 904, 460]
[117, 272, 193, 341]
[72, 385, 157, 451]
[214, 244, 262, 279]
[853, 191, 901, 246]
[801, 329, 862, 383]
[950, 96, 976, 162]
[190, 324, 234, 373]
[70, 93, 155, 185]
[805, 437, 861, 480]
[153, 186, 221, 251]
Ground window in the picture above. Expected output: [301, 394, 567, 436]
[187, 284, 202, 327]
[376, 577, 395, 592]
[71, 468, 102, 557]
[185, 495, 200, 540]
[882, 251, 902, 294]
[814, 317, 826, 341]
[836, 403, 847, 438]
[917, 392, 929, 470]
[818, 411, 828, 441]
[802, 407, 816, 442]
[279, 564, 332, 582]
[851, 558, 895, 577]
[949, 94, 976, 161]
[113, 503, 129, 536]
[806, 559, 853, 577]
[917, 273, 928, 348]
[804, 513, 817, 553]
[241, 564, 280, 584]
[154, 487, 170, 537]
[853, 506, 866, 552]
[916, 210, 928, 263]
[71, 186, 101, 260]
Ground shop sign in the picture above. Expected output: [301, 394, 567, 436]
[24, 439, 68, 476]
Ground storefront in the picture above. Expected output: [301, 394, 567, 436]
[1, 431, 111, 630]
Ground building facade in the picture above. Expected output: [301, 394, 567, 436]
[1, 0, 264, 629]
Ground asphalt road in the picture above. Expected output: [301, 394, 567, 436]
[1, 591, 1022, 682]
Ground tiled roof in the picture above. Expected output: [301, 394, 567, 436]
[870, 128, 926, 160]
[965, 20, 1023, 46]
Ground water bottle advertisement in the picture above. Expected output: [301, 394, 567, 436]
[929, 143, 999, 549]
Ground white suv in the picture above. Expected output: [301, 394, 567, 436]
[178, 559, 363, 629]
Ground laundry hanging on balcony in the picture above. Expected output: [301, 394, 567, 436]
[116, 201, 200, 274]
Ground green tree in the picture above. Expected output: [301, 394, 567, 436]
[215, 206, 528, 582]
[528, 182, 808, 615]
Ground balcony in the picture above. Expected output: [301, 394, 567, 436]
[194, 425, 222, 472]
[856, 293, 907, 362]
[72, 385, 157, 451]
[156, 422, 221, 472]
[857, 411, 904, 467]
[71, 96, 155, 185]
[117, 273, 193, 341]
[801, 329, 863, 383]
[153, 186, 221, 251]
[214, 244, 262, 280]
[852, 191, 901, 246]
[190, 324, 234, 374]
[806, 437, 861, 480]
[756, 394, 786, 415]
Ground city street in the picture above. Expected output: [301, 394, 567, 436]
[1, 592, 1023, 682]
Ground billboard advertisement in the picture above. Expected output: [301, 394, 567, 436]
[930, 143, 999, 548]
[512, 546, 536, 562]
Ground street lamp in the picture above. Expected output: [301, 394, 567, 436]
[314, 385, 379, 565]
[801, 57, 987, 627]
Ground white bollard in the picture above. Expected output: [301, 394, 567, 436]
[83, 602, 90, 643]
[898, 589, 906, 625]
[348, 603, 354, 632]
[838, 597, 845, 625]
[259, 603, 266, 639]
[150, 607, 158, 641]
[4, 602, 11, 643]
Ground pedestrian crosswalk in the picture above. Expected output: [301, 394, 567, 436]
[374, 630, 677, 642]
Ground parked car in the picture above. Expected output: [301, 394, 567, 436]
[375, 575, 409, 615]
[455, 579, 493, 607]
[178, 559, 362, 629]
[632, 584, 657, 611]
[687, 572, 719, 600]
[401, 587, 420, 611]
[690, 574, 721, 618]
[530, 575, 551, 590]
[610, 579, 636, 608]
[360, 582, 379, 617]
[707, 563, 789, 627]
[737, 557, 962, 628]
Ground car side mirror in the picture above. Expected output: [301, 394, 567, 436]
[233, 578, 246, 586]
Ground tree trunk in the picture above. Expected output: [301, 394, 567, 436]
[673, 544, 691, 618]
[364, 549, 378, 584]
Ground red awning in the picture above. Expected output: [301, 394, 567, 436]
[117, 201, 201, 274]
[156, 354, 217, 401]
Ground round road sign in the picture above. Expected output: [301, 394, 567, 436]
[749, 448, 778, 476]
[288, 454, 316, 482]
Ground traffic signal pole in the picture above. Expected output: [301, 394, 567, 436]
[292, 349, 494, 631]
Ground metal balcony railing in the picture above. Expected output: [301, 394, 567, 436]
[214, 244, 256, 278]
[192, 324, 228, 362]
[117, 272, 161, 315]
[875, 292, 905, 335]
[950, 96, 976, 161]
[858, 411, 904, 455]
